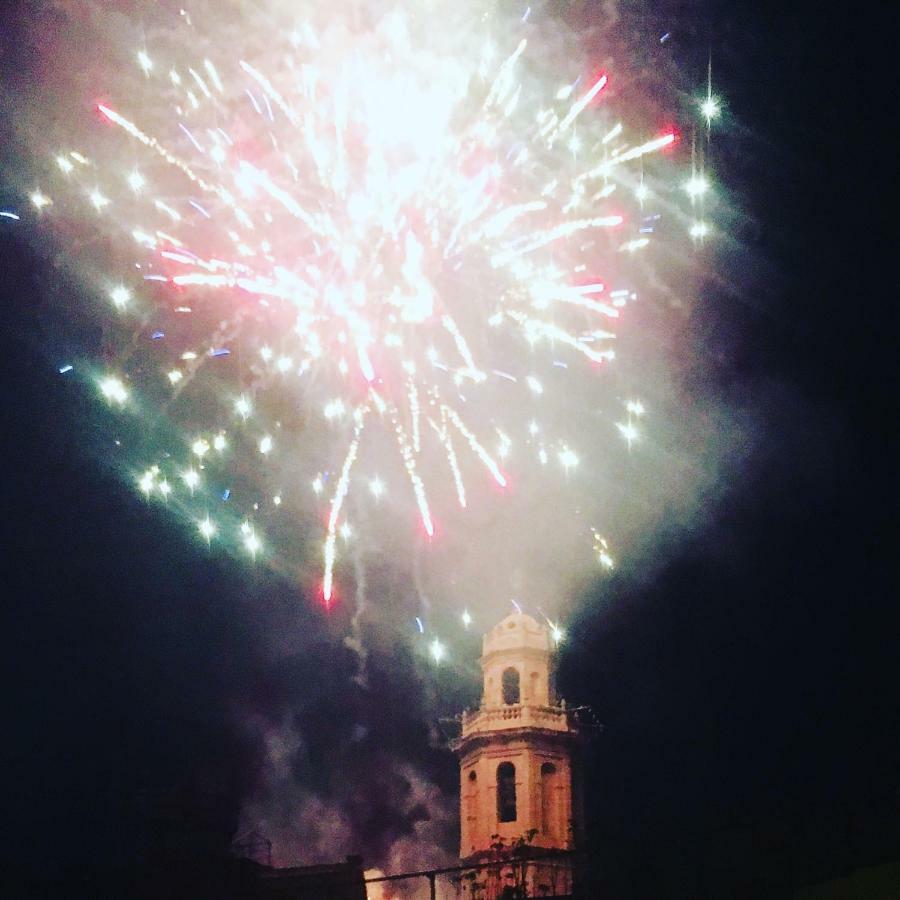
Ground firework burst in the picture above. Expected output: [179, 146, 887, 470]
[28, 2, 713, 605]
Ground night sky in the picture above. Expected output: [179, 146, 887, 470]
[1, 1, 896, 898]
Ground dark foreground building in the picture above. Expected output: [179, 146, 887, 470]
[242, 856, 367, 899]
[3, 855, 368, 900]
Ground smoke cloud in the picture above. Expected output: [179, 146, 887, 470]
[231, 614, 463, 875]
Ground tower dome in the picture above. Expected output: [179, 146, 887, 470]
[480, 612, 554, 709]
[483, 612, 551, 656]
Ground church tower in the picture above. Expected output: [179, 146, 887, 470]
[454, 613, 580, 864]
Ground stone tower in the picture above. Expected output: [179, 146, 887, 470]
[454, 612, 579, 862]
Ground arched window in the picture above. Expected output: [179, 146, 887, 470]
[501, 667, 520, 705]
[497, 762, 517, 822]
[540, 763, 557, 835]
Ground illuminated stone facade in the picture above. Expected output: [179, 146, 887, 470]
[454, 613, 578, 860]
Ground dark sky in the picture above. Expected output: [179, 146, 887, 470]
[1, 1, 896, 897]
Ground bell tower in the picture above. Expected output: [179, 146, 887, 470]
[454, 613, 579, 862]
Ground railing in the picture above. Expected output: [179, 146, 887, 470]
[365, 850, 584, 899]
[461, 703, 571, 737]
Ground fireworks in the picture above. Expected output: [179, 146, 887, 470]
[29, 2, 716, 605]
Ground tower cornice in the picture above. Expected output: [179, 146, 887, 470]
[480, 644, 553, 666]
[453, 726, 577, 756]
